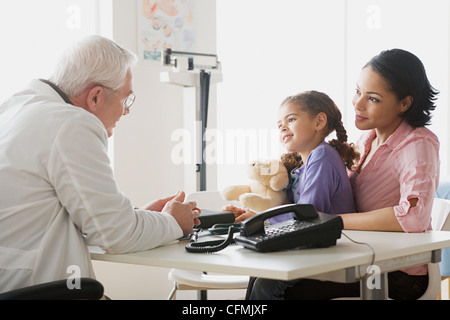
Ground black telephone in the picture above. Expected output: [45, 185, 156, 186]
[185, 204, 343, 253]
[234, 203, 343, 252]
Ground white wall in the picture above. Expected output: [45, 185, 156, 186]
[0, 0, 98, 103]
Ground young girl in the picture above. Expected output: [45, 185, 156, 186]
[231, 90, 359, 224]
[276, 90, 359, 220]
[245, 90, 359, 299]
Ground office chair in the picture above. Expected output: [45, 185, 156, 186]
[439, 248, 450, 299]
[431, 194, 450, 299]
[167, 190, 249, 300]
[0, 278, 104, 300]
[405, 197, 450, 300]
[167, 269, 249, 300]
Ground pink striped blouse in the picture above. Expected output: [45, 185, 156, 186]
[348, 120, 440, 275]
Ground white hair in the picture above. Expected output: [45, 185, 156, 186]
[49, 35, 137, 97]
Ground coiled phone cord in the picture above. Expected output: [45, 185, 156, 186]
[185, 226, 237, 253]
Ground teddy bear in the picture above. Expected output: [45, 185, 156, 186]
[220, 159, 290, 213]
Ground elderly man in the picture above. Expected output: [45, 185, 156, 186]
[0, 35, 199, 293]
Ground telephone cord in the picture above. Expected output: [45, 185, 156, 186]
[185, 226, 236, 253]
[341, 231, 376, 279]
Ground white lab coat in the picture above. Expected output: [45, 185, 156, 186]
[0, 80, 182, 293]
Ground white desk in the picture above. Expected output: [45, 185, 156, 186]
[91, 230, 450, 299]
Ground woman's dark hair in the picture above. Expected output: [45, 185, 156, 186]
[280, 90, 360, 170]
[365, 49, 438, 127]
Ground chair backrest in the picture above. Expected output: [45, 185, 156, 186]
[418, 262, 441, 300]
[431, 197, 450, 232]
[432, 197, 450, 278]
[0, 278, 104, 300]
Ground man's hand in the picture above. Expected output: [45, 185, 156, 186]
[162, 191, 201, 236]
[140, 192, 179, 212]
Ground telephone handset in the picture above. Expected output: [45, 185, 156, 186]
[185, 204, 343, 253]
[234, 204, 343, 252]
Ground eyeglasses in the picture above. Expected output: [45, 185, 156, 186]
[123, 93, 136, 111]
[101, 85, 136, 111]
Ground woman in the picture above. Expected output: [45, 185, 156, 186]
[249, 49, 440, 300]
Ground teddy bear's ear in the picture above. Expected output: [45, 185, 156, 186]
[259, 160, 279, 176]
[269, 161, 289, 191]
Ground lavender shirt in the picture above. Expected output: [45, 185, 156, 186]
[270, 141, 356, 224]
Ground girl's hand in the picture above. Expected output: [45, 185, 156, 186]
[235, 207, 257, 222]
[222, 205, 257, 222]
[222, 204, 245, 217]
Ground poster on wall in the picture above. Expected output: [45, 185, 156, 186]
[138, 0, 197, 61]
